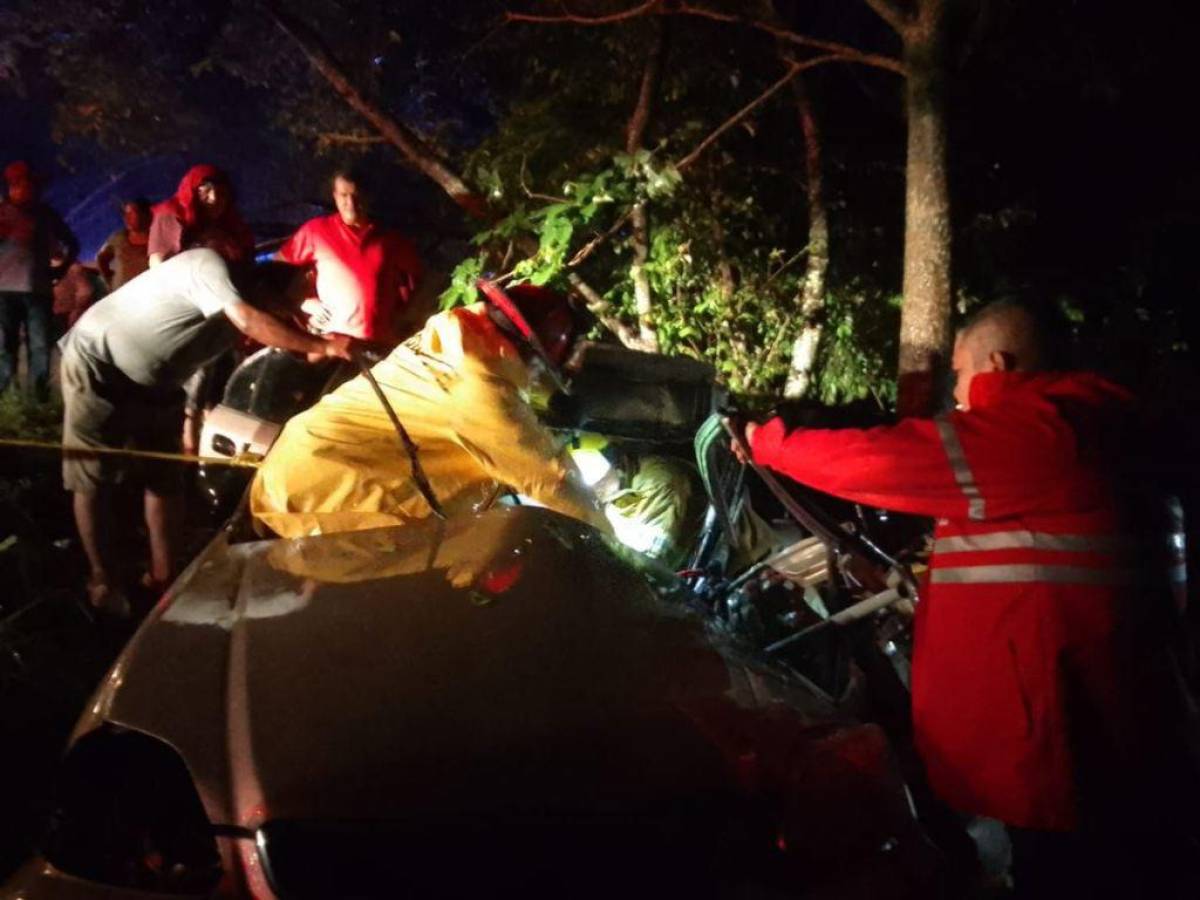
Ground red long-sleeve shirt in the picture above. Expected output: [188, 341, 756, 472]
[751, 371, 1166, 830]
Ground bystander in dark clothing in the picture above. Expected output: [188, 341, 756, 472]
[0, 160, 78, 398]
[96, 198, 151, 291]
[51, 262, 100, 330]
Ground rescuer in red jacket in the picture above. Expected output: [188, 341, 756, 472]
[743, 301, 1187, 896]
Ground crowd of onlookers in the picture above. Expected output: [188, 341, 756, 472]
[2, 156, 426, 613]
[0, 157, 423, 415]
[1, 161, 241, 397]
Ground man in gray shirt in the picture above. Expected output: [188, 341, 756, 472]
[61, 247, 354, 613]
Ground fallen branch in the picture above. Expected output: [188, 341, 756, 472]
[565, 272, 652, 350]
[263, 0, 487, 218]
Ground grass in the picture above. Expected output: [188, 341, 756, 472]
[0, 392, 63, 443]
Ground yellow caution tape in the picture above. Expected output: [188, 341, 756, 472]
[0, 436, 262, 468]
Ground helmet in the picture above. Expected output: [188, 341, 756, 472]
[477, 280, 577, 367]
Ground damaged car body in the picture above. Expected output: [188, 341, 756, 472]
[4, 341, 946, 898]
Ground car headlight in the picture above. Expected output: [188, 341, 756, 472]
[42, 726, 223, 895]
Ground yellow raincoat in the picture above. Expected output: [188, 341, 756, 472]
[250, 304, 609, 538]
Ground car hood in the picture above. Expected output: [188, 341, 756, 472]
[81, 507, 768, 830]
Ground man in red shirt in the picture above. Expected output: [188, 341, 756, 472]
[277, 167, 423, 345]
[741, 302, 1190, 896]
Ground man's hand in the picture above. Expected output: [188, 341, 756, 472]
[300, 297, 333, 333]
[320, 333, 355, 361]
[731, 421, 759, 465]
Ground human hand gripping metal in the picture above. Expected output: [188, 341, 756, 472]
[720, 415, 916, 653]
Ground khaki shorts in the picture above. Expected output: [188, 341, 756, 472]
[60, 344, 186, 494]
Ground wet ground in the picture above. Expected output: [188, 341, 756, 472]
[0, 443, 227, 879]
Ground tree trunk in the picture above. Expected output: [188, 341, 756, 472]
[784, 76, 830, 399]
[625, 22, 666, 353]
[895, 1, 951, 417]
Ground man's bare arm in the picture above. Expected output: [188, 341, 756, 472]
[224, 300, 354, 360]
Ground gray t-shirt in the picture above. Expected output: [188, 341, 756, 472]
[63, 248, 242, 388]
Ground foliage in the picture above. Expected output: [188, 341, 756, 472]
[812, 288, 900, 406]
[0, 394, 63, 443]
[3, 0, 221, 152]
[432, 7, 908, 399]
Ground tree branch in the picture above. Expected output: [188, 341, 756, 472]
[625, 19, 664, 153]
[519, 155, 568, 203]
[565, 54, 847, 271]
[505, 0, 663, 26]
[504, 1, 905, 76]
[316, 131, 389, 148]
[624, 20, 667, 351]
[567, 210, 634, 268]
[262, 0, 488, 219]
[862, 0, 912, 37]
[673, 3, 905, 75]
[565, 272, 653, 350]
[675, 55, 837, 172]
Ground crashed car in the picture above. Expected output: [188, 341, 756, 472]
[3, 343, 945, 898]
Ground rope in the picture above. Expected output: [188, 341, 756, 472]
[0, 437, 262, 468]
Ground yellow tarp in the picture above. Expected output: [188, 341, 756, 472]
[250, 304, 610, 538]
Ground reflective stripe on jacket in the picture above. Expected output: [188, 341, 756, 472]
[751, 370, 1160, 830]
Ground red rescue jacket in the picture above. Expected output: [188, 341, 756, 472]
[751, 371, 1171, 830]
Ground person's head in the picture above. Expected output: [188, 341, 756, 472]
[952, 300, 1046, 410]
[195, 175, 231, 220]
[4, 160, 36, 207]
[331, 166, 370, 228]
[122, 198, 151, 232]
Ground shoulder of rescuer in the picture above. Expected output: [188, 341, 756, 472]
[249, 286, 611, 538]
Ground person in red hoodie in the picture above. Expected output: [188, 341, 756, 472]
[742, 301, 1191, 897]
[150, 165, 255, 452]
[148, 164, 253, 267]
